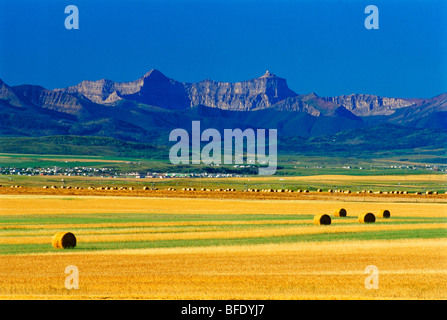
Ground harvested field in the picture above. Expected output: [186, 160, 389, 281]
[0, 195, 445, 217]
[1, 179, 447, 203]
[0, 193, 445, 299]
[0, 239, 446, 299]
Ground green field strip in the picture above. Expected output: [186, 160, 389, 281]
[1, 221, 445, 238]
[0, 213, 315, 225]
[0, 223, 316, 236]
[1, 228, 446, 255]
[1, 213, 445, 226]
[1, 217, 445, 237]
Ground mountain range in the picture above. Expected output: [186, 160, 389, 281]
[0, 69, 446, 156]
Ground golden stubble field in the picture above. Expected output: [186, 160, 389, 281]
[1, 194, 446, 216]
[1, 240, 446, 299]
[0, 194, 446, 300]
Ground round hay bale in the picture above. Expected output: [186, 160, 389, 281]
[358, 212, 376, 223]
[334, 208, 347, 217]
[52, 232, 77, 249]
[313, 214, 331, 225]
[378, 209, 390, 218]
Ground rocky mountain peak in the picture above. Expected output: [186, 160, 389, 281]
[260, 70, 277, 78]
[188, 71, 297, 111]
[141, 69, 168, 80]
[322, 94, 416, 116]
[9, 69, 444, 119]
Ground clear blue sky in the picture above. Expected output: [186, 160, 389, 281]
[0, 0, 445, 98]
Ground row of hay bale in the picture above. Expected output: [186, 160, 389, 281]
[199, 188, 236, 192]
[41, 186, 139, 191]
[37, 185, 445, 195]
[257, 189, 309, 193]
[411, 191, 440, 195]
[242, 188, 307, 193]
[371, 190, 440, 195]
[42, 185, 59, 189]
[143, 186, 158, 190]
[313, 208, 391, 225]
[328, 189, 352, 193]
[91, 186, 135, 191]
[325, 189, 443, 195]
[43, 185, 81, 190]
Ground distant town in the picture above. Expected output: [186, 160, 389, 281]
[0, 163, 445, 179]
[0, 166, 246, 179]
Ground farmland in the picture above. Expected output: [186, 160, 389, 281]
[0, 191, 446, 299]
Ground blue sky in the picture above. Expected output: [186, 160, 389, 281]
[0, 0, 445, 98]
